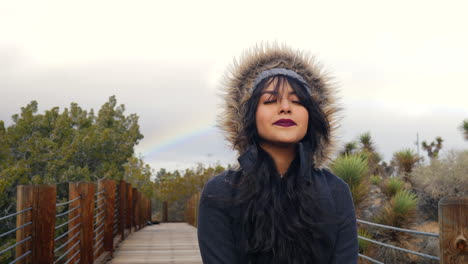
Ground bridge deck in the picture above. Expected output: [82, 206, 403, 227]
[109, 223, 202, 264]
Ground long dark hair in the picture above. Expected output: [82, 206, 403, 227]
[231, 75, 336, 263]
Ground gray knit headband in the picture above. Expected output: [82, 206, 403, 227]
[251, 68, 312, 95]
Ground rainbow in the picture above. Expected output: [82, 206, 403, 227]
[139, 124, 217, 160]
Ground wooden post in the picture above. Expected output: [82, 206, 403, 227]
[140, 194, 148, 228]
[16, 185, 33, 264]
[148, 198, 152, 224]
[119, 180, 126, 240]
[101, 180, 116, 253]
[75, 182, 95, 264]
[162, 201, 168, 222]
[439, 196, 468, 264]
[132, 188, 138, 230]
[126, 183, 133, 232]
[68, 183, 81, 263]
[31, 185, 56, 264]
[138, 194, 142, 229]
[195, 192, 200, 227]
[95, 181, 105, 259]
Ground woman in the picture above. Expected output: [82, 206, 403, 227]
[197, 44, 358, 264]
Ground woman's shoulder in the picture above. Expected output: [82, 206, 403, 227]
[316, 167, 350, 193]
[200, 169, 238, 206]
[313, 168, 353, 212]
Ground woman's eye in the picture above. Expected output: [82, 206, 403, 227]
[292, 101, 303, 105]
[264, 100, 276, 104]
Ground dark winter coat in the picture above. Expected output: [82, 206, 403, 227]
[197, 147, 358, 264]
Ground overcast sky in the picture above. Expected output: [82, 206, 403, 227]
[1, 0, 467, 173]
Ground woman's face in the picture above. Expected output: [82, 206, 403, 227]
[255, 77, 309, 147]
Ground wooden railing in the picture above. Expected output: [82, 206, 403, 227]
[1, 179, 151, 264]
[185, 193, 200, 228]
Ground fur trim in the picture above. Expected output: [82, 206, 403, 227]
[217, 43, 340, 168]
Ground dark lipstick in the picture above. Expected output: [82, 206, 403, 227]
[273, 119, 296, 127]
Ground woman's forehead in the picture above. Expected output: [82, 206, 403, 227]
[262, 78, 295, 94]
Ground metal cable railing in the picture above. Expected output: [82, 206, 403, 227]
[0, 222, 32, 239]
[0, 236, 31, 256]
[54, 230, 81, 254]
[56, 205, 81, 218]
[356, 218, 440, 262]
[0, 207, 33, 263]
[54, 195, 82, 264]
[357, 219, 439, 237]
[92, 189, 106, 258]
[55, 239, 80, 263]
[359, 253, 384, 264]
[55, 223, 81, 242]
[358, 236, 440, 261]
[0, 180, 150, 263]
[0, 207, 32, 221]
[9, 249, 32, 264]
[56, 196, 80, 208]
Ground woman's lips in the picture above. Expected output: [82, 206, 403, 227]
[273, 119, 297, 127]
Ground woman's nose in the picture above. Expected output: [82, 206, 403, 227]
[279, 98, 292, 113]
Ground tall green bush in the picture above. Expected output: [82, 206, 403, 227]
[331, 154, 369, 208]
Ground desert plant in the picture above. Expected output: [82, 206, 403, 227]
[374, 189, 418, 234]
[331, 154, 369, 208]
[370, 175, 381, 185]
[359, 132, 375, 152]
[460, 119, 468, 141]
[371, 189, 418, 264]
[411, 150, 468, 220]
[341, 141, 358, 156]
[382, 177, 405, 197]
[391, 149, 421, 183]
[358, 228, 373, 253]
[421, 136, 443, 160]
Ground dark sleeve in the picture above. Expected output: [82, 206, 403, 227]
[331, 180, 359, 264]
[197, 176, 239, 264]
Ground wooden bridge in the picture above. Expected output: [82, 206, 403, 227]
[109, 223, 201, 264]
[0, 180, 203, 264]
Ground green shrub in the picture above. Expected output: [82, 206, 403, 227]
[331, 154, 369, 207]
[393, 189, 418, 217]
[374, 189, 418, 231]
[382, 177, 405, 197]
[370, 175, 381, 185]
[358, 228, 372, 253]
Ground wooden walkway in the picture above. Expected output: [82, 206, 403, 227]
[109, 223, 202, 264]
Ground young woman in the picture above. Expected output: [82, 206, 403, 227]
[197, 44, 358, 264]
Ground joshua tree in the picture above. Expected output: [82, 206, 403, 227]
[421, 136, 443, 159]
[461, 119, 468, 141]
[341, 141, 358, 156]
[391, 149, 421, 182]
[359, 131, 375, 152]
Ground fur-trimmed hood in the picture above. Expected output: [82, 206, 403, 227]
[217, 43, 340, 168]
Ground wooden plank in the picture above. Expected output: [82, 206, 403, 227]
[109, 223, 202, 264]
[162, 201, 168, 223]
[16, 185, 33, 264]
[79, 182, 95, 264]
[102, 180, 116, 253]
[95, 181, 106, 259]
[126, 183, 133, 232]
[68, 183, 81, 263]
[439, 196, 468, 264]
[31, 184, 56, 264]
[119, 180, 127, 240]
[132, 188, 138, 230]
